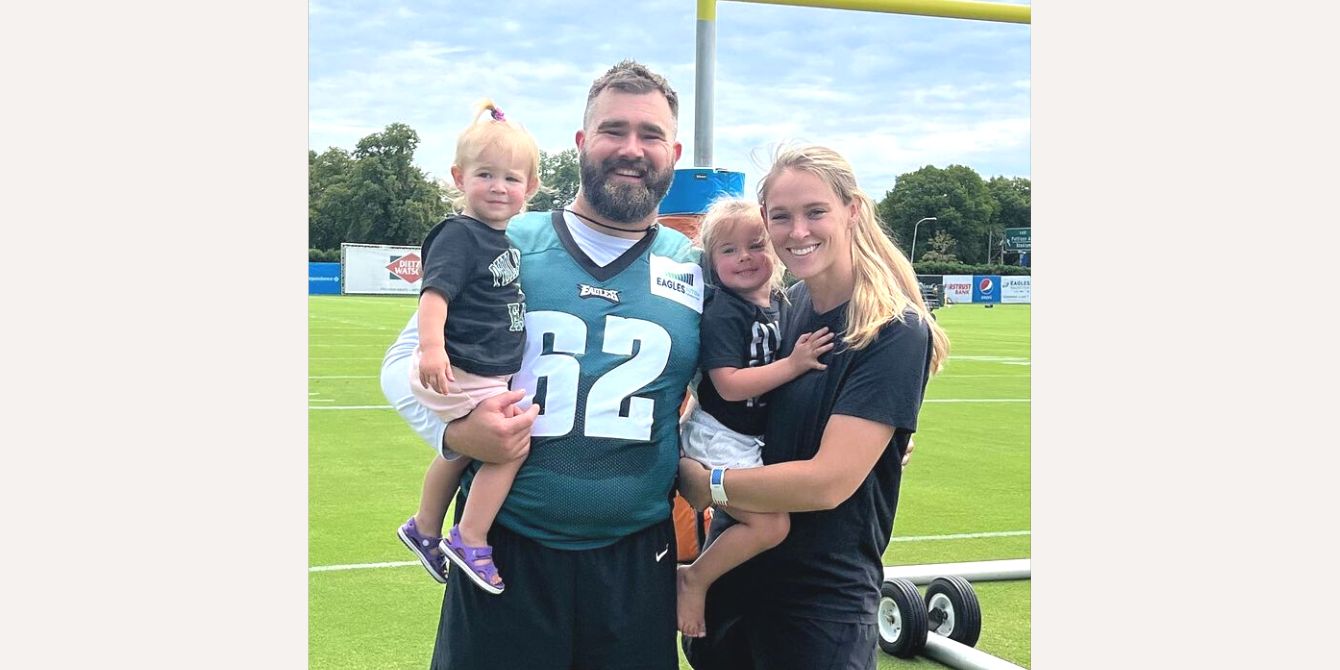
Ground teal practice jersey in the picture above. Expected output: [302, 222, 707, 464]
[461, 210, 703, 550]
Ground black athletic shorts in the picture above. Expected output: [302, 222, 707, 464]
[430, 517, 678, 670]
[682, 511, 877, 670]
[683, 611, 877, 670]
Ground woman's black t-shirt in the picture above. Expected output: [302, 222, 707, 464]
[722, 280, 934, 623]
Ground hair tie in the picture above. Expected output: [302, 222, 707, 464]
[490, 107, 506, 122]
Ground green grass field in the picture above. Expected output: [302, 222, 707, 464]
[310, 297, 1030, 668]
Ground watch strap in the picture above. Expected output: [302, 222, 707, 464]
[710, 467, 729, 507]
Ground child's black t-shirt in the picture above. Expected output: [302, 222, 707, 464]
[695, 286, 783, 436]
[419, 215, 526, 376]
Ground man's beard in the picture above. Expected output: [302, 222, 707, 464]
[579, 152, 674, 224]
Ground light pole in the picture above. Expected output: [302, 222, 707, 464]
[910, 217, 937, 263]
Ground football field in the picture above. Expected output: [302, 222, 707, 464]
[309, 297, 1031, 668]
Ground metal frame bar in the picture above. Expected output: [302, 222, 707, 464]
[924, 635, 1029, 670]
[882, 558, 1031, 584]
[731, 0, 1030, 24]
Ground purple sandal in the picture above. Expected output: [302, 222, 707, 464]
[396, 517, 448, 584]
[439, 525, 505, 595]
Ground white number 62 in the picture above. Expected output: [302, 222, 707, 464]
[513, 311, 672, 441]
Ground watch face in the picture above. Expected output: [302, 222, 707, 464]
[711, 468, 725, 485]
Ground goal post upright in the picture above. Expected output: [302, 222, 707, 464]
[694, 0, 717, 168]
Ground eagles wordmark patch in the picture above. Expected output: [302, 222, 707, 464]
[578, 283, 621, 303]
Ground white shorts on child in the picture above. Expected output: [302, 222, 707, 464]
[680, 406, 764, 469]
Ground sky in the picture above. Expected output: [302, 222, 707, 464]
[309, 0, 1031, 202]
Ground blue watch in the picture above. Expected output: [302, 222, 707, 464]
[710, 467, 729, 507]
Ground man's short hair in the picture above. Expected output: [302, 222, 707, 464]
[583, 59, 679, 129]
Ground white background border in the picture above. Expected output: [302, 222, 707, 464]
[6, 1, 1339, 667]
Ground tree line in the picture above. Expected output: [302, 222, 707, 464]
[310, 123, 1029, 268]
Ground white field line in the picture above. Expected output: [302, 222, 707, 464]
[311, 297, 417, 306]
[308, 325, 398, 328]
[310, 399, 1030, 410]
[310, 560, 420, 573]
[308, 320, 399, 326]
[311, 375, 378, 379]
[308, 530, 1030, 573]
[923, 399, 1029, 403]
[889, 530, 1029, 543]
[308, 316, 402, 331]
[308, 335, 401, 339]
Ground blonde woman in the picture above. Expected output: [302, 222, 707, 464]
[679, 145, 949, 669]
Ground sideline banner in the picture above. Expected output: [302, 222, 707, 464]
[342, 243, 422, 295]
[972, 275, 1002, 304]
[942, 275, 973, 304]
[309, 262, 341, 295]
[1001, 276, 1032, 304]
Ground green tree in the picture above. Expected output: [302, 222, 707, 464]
[987, 176, 1030, 264]
[987, 176, 1030, 230]
[348, 123, 449, 246]
[917, 229, 959, 263]
[876, 165, 998, 264]
[308, 148, 356, 251]
[308, 123, 451, 251]
[529, 148, 580, 212]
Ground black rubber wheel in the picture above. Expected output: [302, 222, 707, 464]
[924, 575, 982, 647]
[877, 578, 928, 657]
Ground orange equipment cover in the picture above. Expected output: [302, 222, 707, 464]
[673, 493, 713, 563]
[673, 388, 712, 562]
[659, 214, 703, 245]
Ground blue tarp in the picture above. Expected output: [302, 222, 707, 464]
[658, 168, 746, 215]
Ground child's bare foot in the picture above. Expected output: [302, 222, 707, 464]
[677, 565, 708, 638]
[458, 524, 488, 547]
